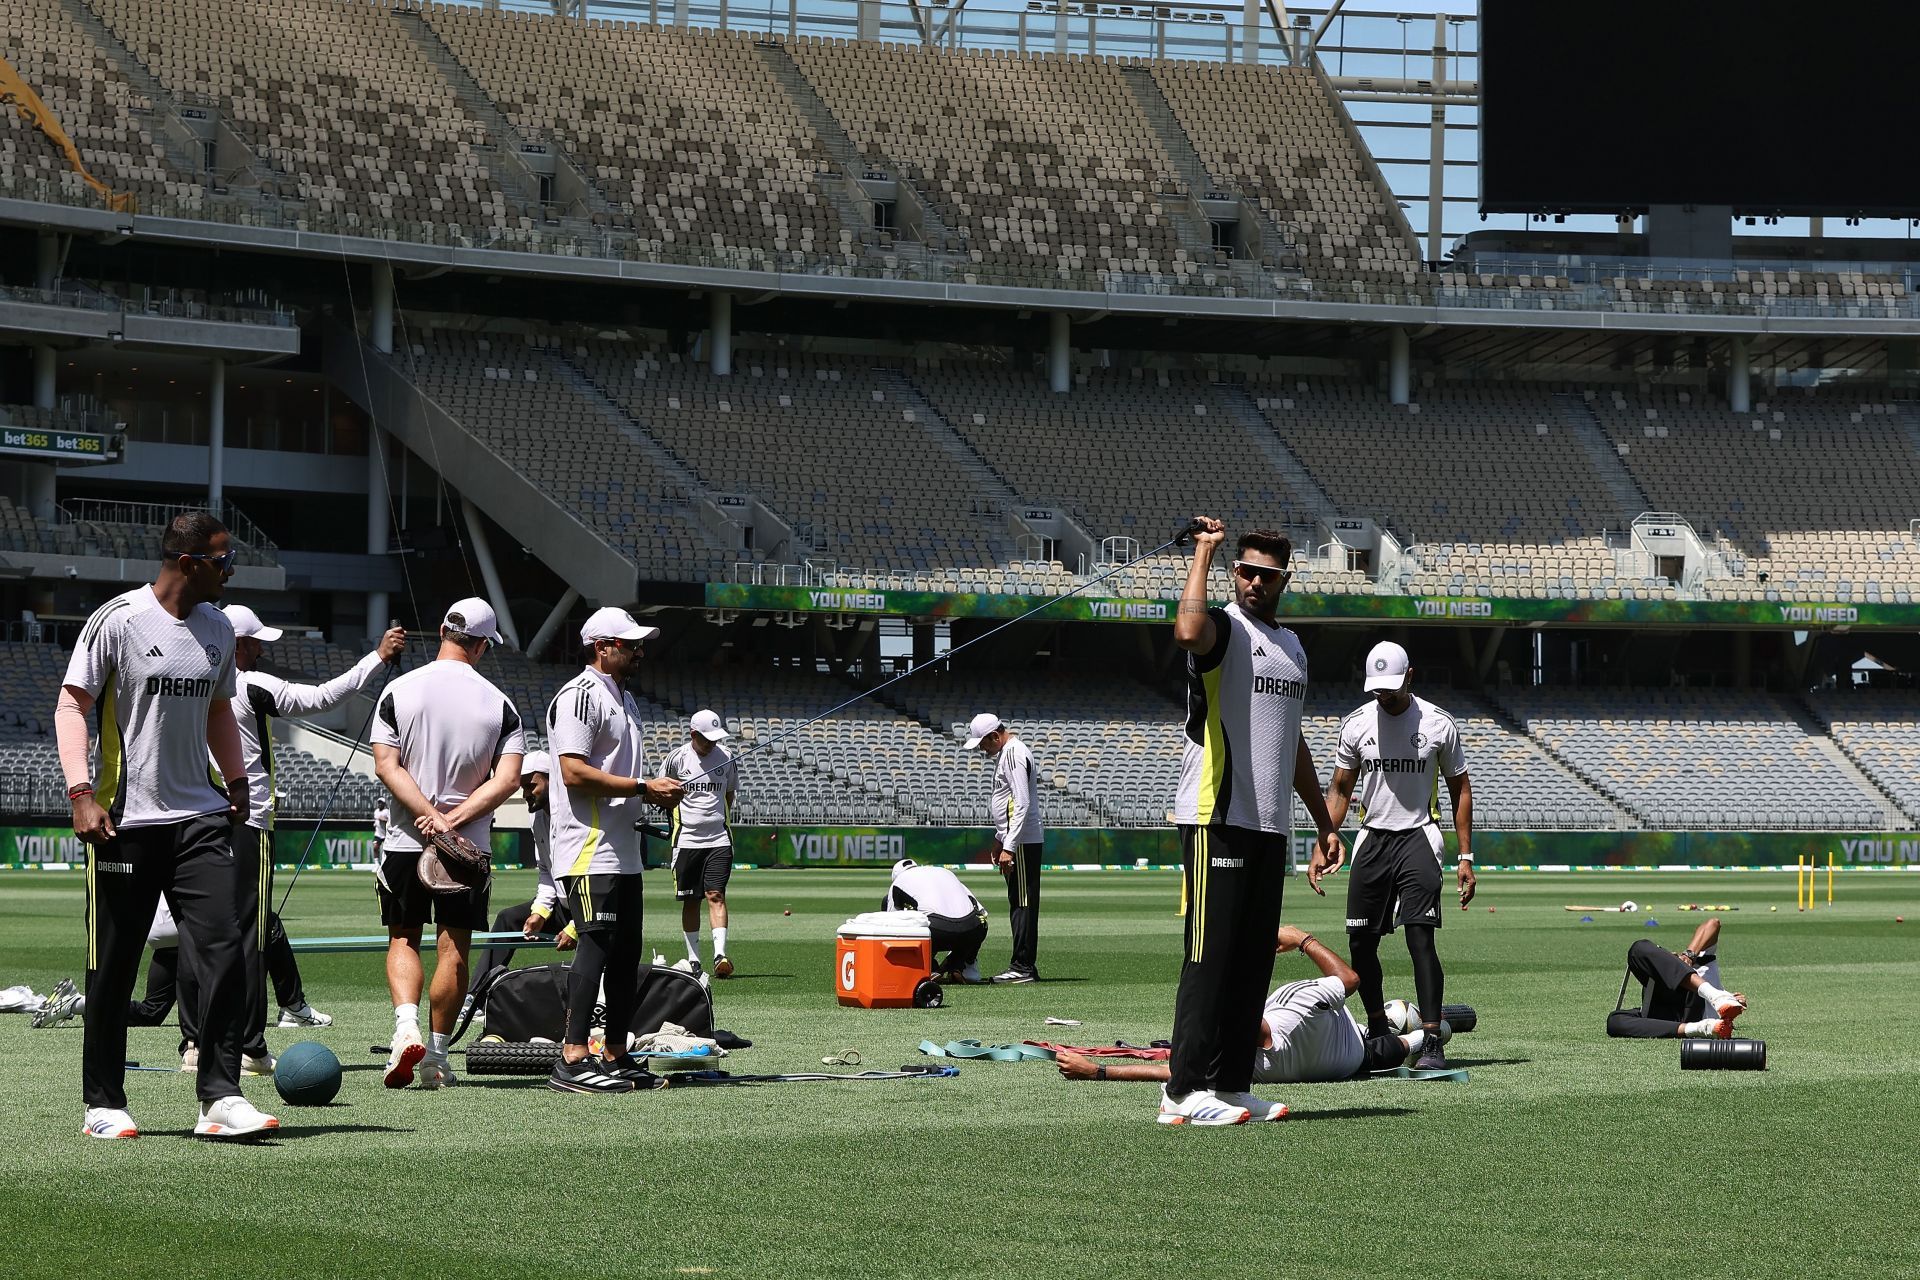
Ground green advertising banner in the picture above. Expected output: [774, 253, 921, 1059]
[0, 826, 528, 868]
[705, 584, 1907, 631]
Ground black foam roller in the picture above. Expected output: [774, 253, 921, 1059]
[1440, 1004, 1477, 1033]
[465, 1041, 563, 1075]
[1679, 1038, 1766, 1071]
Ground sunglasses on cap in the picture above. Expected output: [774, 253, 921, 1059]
[1232, 560, 1291, 584]
[183, 549, 237, 571]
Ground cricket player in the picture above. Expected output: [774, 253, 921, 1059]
[965, 712, 1043, 983]
[663, 709, 739, 978]
[1606, 917, 1748, 1039]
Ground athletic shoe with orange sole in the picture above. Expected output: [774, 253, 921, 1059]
[194, 1095, 279, 1139]
[82, 1107, 138, 1139]
[712, 954, 735, 979]
[1156, 1087, 1251, 1126]
[384, 1025, 426, 1089]
[1710, 993, 1748, 1023]
[1213, 1090, 1289, 1122]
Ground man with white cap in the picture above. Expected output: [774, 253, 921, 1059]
[662, 709, 740, 977]
[205, 606, 405, 1069]
[965, 712, 1043, 983]
[1309, 640, 1474, 1073]
[884, 858, 988, 983]
[459, 749, 577, 1024]
[544, 607, 683, 1094]
[371, 597, 526, 1089]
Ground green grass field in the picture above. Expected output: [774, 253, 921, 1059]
[1, 865, 1916, 1279]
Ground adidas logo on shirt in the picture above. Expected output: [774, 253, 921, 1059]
[1253, 645, 1268, 657]
[146, 645, 163, 657]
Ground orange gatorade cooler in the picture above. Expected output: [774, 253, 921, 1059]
[834, 912, 932, 1008]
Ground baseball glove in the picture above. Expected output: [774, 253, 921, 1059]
[417, 827, 492, 894]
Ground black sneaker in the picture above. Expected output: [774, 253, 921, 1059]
[1412, 1037, 1449, 1073]
[548, 1056, 636, 1094]
[603, 1055, 670, 1090]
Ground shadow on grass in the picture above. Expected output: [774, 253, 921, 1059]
[1449, 1057, 1532, 1068]
[1286, 1105, 1418, 1121]
[141, 1122, 416, 1140]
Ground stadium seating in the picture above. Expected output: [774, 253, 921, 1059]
[1805, 690, 1920, 824]
[421, 6, 842, 267]
[1492, 687, 1890, 830]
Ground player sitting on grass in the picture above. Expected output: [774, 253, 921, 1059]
[1606, 917, 1748, 1039]
[1056, 926, 1431, 1097]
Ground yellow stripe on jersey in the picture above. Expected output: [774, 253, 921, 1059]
[1191, 827, 1208, 961]
[96, 677, 125, 821]
[669, 806, 681, 848]
[85, 847, 98, 970]
[568, 797, 602, 877]
[1428, 765, 1442, 825]
[256, 827, 271, 939]
[1193, 668, 1227, 826]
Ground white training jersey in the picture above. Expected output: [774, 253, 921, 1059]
[1333, 695, 1467, 831]
[64, 586, 238, 829]
[885, 864, 983, 919]
[545, 668, 647, 877]
[662, 741, 737, 850]
[990, 736, 1044, 849]
[373, 804, 391, 842]
[230, 651, 386, 830]
[1251, 975, 1365, 1084]
[369, 659, 525, 854]
[1174, 602, 1308, 832]
[528, 807, 560, 915]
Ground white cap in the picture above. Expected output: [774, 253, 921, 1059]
[222, 604, 283, 642]
[690, 709, 730, 741]
[521, 750, 552, 778]
[964, 712, 1003, 750]
[442, 597, 502, 644]
[892, 858, 917, 876]
[1363, 641, 1412, 692]
[579, 606, 659, 646]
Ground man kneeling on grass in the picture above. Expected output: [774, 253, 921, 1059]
[1605, 917, 1748, 1040]
[1056, 926, 1431, 1111]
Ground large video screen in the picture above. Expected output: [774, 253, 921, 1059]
[1479, 0, 1920, 215]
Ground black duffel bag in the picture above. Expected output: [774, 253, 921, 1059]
[458, 962, 713, 1045]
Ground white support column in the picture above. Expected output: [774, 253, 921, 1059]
[207, 356, 226, 509]
[1047, 312, 1071, 394]
[367, 433, 390, 643]
[370, 261, 395, 355]
[1054, 0, 1068, 54]
[461, 495, 522, 650]
[525, 586, 581, 660]
[1388, 328, 1411, 405]
[1426, 14, 1446, 264]
[25, 345, 57, 520]
[1729, 336, 1751, 414]
[1239, 0, 1259, 62]
[35, 232, 58, 290]
[709, 291, 733, 376]
[32, 344, 55, 407]
[857, 0, 879, 40]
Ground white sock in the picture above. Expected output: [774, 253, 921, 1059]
[683, 931, 702, 962]
[1680, 1018, 1719, 1037]
[428, 1031, 449, 1059]
[1697, 979, 1733, 1008]
[713, 926, 729, 957]
[1401, 1029, 1426, 1053]
[395, 1002, 419, 1031]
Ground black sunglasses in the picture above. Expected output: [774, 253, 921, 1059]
[1232, 560, 1291, 584]
[183, 549, 237, 571]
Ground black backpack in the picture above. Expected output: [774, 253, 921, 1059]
[458, 962, 714, 1045]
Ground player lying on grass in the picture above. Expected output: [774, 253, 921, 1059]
[1055, 926, 1433, 1095]
[1606, 917, 1748, 1039]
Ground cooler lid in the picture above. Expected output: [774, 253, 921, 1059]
[837, 909, 932, 940]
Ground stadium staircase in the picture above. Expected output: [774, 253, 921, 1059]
[1210, 381, 1343, 530]
[1789, 695, 1914, 830]
[324, 321, 641, 604]
[753, 41, 960, 265]
[1892, 402, 1920, 469]
[1555, 393, 1654, 524]
[1476, 690, 1643, 829]
[877, 369, 1095, 565]
[1114, 66, 1232, 272]
[62, 0, 271, 194]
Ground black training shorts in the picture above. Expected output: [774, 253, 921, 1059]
[376, 846, 491, 932]
[563, 871, 645, 935]
[1344, 824, 1444, 935]
[673, 844, 735, 901]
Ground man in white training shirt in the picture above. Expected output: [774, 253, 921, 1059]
[461, 751, 577, 1025]
[663, 709, 739, 978]
[544, 607, 683, 1095]
[1164, 517, 1342, 1127]
[965, 712, 1043, 983]
[1310, 640, 1474, 1074]
[884, 858, 988, 984]
[1055, 926, 1429, 1089]
[55, 510, 277, 1140]
[371, 597, 525, 1090]
[210, 606, 404, 1064]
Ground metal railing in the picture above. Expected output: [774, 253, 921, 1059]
[0, 278, 294, 328]
[53, 498, 281, 566]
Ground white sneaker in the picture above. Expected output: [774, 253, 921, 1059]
[242, 1052, 276, 1076]
[1155, 1086, 1251, 1126]
[81, 1107, 138, 1139]
[277, 1002, 333, 1028]
[671, 957, 703, 976]
[178, 1045, 199, 1073]
[384, 1025, 425, 1089]
[194, 1095, 279, 1139]
[1214, 1090, 1288, 1122]
[419, 1056, 457, 1090]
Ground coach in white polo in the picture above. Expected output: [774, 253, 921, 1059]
[544, 607, 683, 1095]
[663, 709, 740, 978]
[1310, 640, 1474, 1075]
[371, 597, 525, 1091]
[965, 712, 1043, 983]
